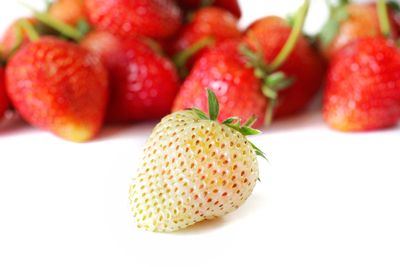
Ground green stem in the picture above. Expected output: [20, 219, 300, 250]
[20, 2, 83, 41]
[269, 0, 310, 71]
[18, 19, 40, 42]
[264, 99, 276, 126]
[173, 37, 214, 77]
[377, 0, 391, 38]
[173, 37, 214, 68]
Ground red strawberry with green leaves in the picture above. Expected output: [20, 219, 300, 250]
[0, 68, 8, 119]
[6, 36, 108, 142]
[319, 0, 399, 59]
[81, 31, 180, 122]
[48, 0, 87, 27]
[174, 0, 321, 127]
[177, 0, 241, 18]
[169, 6, 241, 77]
[173, 39, 266, 128]
[84, 0, 182, 39]
[323, 0, 400, 132]
[243, 15, 325, 120]
[323, 37, 400, 131]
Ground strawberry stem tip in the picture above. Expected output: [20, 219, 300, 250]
[20, 2, 83, 41]
[377, 0, 392, 38]
[191, 89, 267, 160]
[173, 36, 215, 78]
[269, 0, 310, 71]
[18, 19, 40, 42]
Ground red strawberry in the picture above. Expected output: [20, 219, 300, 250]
[173, 39, 267, 128]
[84, 0, 182, 39]
[169, 6, 241, 73]
[6, 37, 108, 142]
[0, 68, 8, 119]
[244, 16, 325, 118]
[319, 2, 399, 59]
[177, 0, 241, 18]
[81, 31, 180, 122]
[48, 0, 87, 26]
[323, 37, 400, 131]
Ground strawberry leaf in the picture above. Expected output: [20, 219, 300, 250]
[389, 1, 400, 12]
[240, 127, 261, 136]
[191, 108, 209, 120]
[207, 89, 219, 121]
[222, 117, 240, 124]
[244, 115, 257, 127]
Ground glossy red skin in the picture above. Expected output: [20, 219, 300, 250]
[81, 31, 180, 122]
[320, 3, 400, 60]
[49, 0, 87, 26]
[85, 0, 182, 39]
[6, 37, 109, 141]
[244, 16, 325, 119]
[177, 0, 241, 18]
[323, 37, 400, 132]
[0, 68, 8, 119]
[169, 6, 241, 62]
[173, 39, 267, 128]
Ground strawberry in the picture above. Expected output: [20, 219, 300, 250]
[243, 15, 325, 119]
[323, 37, 400, 131]
[319, 1, 399, 59]
[81, 31, 180, 122]
[6, 37, 108, 142]
[177, 0, 241, 18]
[175, 1, 324, 126]
[48, 0, 87, 26]
[169, 6, 241, 76]
[129, 90, 264, 232]
[0, 68, 8, 119]
[173, 39, 267, 128]
[84, 0, 182, 39]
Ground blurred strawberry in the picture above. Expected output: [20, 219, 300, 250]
[6, 37, 108, 142]
[48, 0, 87, 26]
[169, 6, 241, 76]
[319, 1, 399, 59]
[173, 39, 267, 128]
[0, 68, 8, 119]
[177, 0, 241, 18]
[244, 15, 325, 119]
[81, 31, 180, 122]
[323, 37, 400, 131]
[85, 0, 182, 39]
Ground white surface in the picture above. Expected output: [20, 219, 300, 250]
[1, 1, 400, 267]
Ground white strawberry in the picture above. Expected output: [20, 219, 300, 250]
[129, 90, 265, 232]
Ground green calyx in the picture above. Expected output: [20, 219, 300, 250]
[239, 43, 294, 125]
[320, 0, 349, 48]
[21, 2, 89, 42]
[377, 0, 392, 38]
[239, 0, 308, 126]
[191, 89, 266, 160]
[173, 36, 215, 78]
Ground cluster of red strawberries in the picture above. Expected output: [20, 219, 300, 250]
[0, 0, 399, 142]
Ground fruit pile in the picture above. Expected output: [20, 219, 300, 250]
[0, 0, 400, 142]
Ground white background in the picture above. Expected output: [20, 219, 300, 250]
[1, 1, 400, 267]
